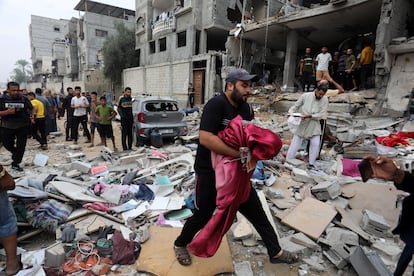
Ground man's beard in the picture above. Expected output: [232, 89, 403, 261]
[231, 87, 247, 105]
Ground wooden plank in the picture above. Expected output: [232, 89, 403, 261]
[281, 197, 337, 240]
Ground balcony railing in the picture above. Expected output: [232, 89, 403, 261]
[152, 14, 176, 37]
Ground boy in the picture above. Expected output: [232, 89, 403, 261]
[95, 96, 118, 151]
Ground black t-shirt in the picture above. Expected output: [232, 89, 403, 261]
[0, 94, 32, 128]
[194, 93, 254, 174]
[118, 96, 133, 119]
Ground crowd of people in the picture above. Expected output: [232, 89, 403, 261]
[299, 43, 374, 92]
[0, 82, 135, 172]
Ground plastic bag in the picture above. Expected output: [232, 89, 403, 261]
[287, 115, 301, 134]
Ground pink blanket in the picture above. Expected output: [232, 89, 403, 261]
[187, 115, 282, 257]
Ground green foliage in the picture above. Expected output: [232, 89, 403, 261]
[103, 22, 139, 86]
[11, 59, 33, 84]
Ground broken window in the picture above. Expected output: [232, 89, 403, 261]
[159, 37, 167, 52]
[177, 31, 186, 48]
[95, 29, 108, 37]
[149, 41, 156, 54]
[227, 5, 242, 24]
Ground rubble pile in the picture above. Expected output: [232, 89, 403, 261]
[1, 92, 413, 275]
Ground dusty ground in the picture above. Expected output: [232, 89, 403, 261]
[2, 117, 358, 275]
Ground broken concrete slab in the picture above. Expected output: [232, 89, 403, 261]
[311, 179, 342, 200]
[324, 227, 359, 246]
[278, 235, 309, 256]
[231, 213, 254, 241]
[291, 168, 316, 184]
[281, 197, 337, 240]
[372, 240, 402, 262]
[349, 246, 392, 276]
[302, 256, 325, 272]
[290, 232, 320, 250]
[335, 207, 373, 241]
[71, 160, 92, 174]
[285, 158, 307, 170]
[234, 261, 254, 276]
[33, 153, 48, 167]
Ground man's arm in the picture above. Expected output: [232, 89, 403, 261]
[199, 130, 240, 158]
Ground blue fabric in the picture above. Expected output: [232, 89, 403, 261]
[135, 183, 154, 201]
[0, 191, 17, 238]
[252, 161, 267, 180]
[26, 199, 73, 232]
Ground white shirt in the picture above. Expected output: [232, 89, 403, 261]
[71, 96, 89, 116]
[315, 52, 332, 71]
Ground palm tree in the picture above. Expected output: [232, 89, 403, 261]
[11, 59, 33, 84]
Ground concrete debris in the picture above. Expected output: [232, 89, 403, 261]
[311, 179, 342, 200]
[323, 227, 359, 246]
[372, 240, 402, 262]
[302, 255, 325, 272]
[361, 209, 391, 238]
[323, 243, 354, 269]
[349, 246, 392, 276]
[234, 261, 254, 276]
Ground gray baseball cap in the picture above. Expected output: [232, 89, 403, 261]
[225, 68, 258, 82]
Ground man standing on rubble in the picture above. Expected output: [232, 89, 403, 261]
[62, 87, 74, 141]
[299, 47, 315, 92]
[173, 68, 298, 266]
[118, 87, 134, 151]
[0, 82, 33, 171]
[70, 86, 91, 145]
[286, 84, 328, 168]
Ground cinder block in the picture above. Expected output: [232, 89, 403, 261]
[349, 246, 392, 276]
[323, 243, 353, 269]
[66, 152, 85, 162]
[292, 168, 316, 184]
[45, 243, 65, 267]
[311, 180, 342, 200]
[64, 169, 82, 178]
[290, 232, 320, 250]
[279, 235, 311, 256]
[372, 240, 402, 262]
[360, 209, 390, 238]
[71, 161, 91, 174]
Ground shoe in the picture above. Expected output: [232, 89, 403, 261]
[88, 144, 94, 148]
[12, 164, 24, 172]
[66, 138, 72, 141]
[73, 140, 78, 145]
[41, 144, 48, 150]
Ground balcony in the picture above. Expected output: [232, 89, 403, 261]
[152, 14, 176, 37]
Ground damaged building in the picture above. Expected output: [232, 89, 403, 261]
[124, 0, 414, 116]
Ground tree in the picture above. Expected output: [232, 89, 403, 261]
[11, 59, 33, 84]
[103, 22, 139, 87]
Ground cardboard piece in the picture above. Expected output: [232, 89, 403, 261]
[136, 226, 234, 276]
[281, 197, 337, 240]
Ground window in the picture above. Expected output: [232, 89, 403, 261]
[149, 41, 156, 54]
[177, 31, 186, 48]
[159, 37, 166, 52]
[95, 29, 108, 37]
[54, 26, 60, 32]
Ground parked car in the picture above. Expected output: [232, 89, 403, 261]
[132, 96, 188, 146]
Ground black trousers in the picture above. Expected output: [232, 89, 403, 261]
[1, 126, 29, 165]
[71, 115, 91, 141]
[66, 115, 73, 140]
[188, 94, 195, 108]
[32, 118, 47, 145]
[301, 71, 314, 91]
[121, 117, 133, 150]
[394, 243, 414, 276]
[359, 64, 372, 89]
[175, 172, 281, 258]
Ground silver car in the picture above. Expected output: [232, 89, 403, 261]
[132, 96, 188, 146]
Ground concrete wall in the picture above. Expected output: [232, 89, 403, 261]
[375, 0, 414, 115]
[123, 61, 191, 107]
[26, 81, 83, 95]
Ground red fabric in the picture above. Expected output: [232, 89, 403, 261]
[375, 132, 414, 147]
[187, 115, 282, 257]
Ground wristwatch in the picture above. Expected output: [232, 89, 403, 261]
[0, 166, 5, 179]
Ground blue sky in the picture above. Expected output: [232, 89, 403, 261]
[0, 0, 134, 86]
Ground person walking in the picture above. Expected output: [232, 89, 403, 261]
[95, 96, 118, 151]
[345, 48, 358, 91]
[118, 87, 134, 151]
[62, 87, 74, 141]
[27, 92, 48, 150]
[70, 86, 91, 145]
[286, 84, 328, 167]
[44, 89, 58, 133]
[362, 155, 414, 276]
[0, 82, 33, 171]
[34, 88, 51, 135]
[173, 68, 298, 266]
